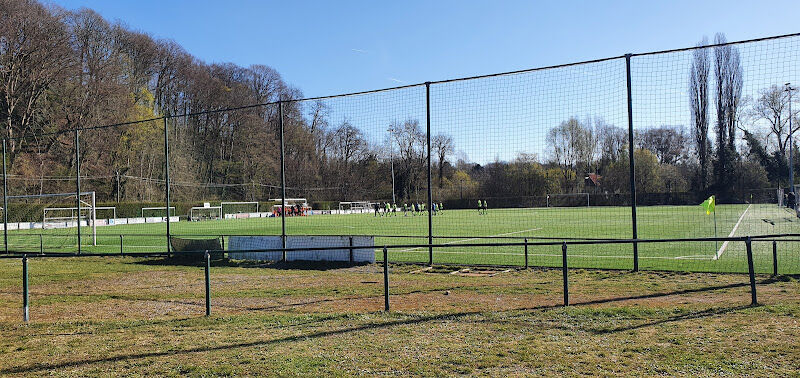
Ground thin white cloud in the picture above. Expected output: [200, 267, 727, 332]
[388, 77, 405, 84]
[351, 48, 368, 53]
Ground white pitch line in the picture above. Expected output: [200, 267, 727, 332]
[397, 228, 542, 253]
[713, 204, 752, 260]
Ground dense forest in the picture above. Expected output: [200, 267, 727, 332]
[1, 0, 798, 210]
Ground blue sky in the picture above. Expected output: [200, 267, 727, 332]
[47, 0, 800, 164]
[48, 0, 798, 98]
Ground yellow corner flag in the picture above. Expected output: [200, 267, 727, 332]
[700, 195, 715, 215]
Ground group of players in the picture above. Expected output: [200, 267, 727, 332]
[372, 202, 446, 217]
[477, 199, 489, 215]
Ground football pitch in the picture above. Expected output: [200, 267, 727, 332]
[6, 204, 800, 274]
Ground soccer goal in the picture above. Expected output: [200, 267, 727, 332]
[141, 206, 176, 218]
[8, 191, 99, 246]
[546, 193, 590, 207]
[221, 201, 259, 217]
[338, 201, 372, 211]
[190, 203, 222, 221]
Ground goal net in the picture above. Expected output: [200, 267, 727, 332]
[190, 203, 222, 221]
[221, 201, 259, 217]
[546, 193, 590, 207]
[7, 191, 99, 246]
[338, 201, 372, 211]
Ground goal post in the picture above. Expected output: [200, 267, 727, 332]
[220, 201, 259, 216]
[141, 206, 176, 218]
[546, 193, 590, 208]
[189, 203, 222, 222]
[9, 191, 98, 246]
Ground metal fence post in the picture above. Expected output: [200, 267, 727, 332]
[562, 242, 569, 306]
[205, 250, 211, 316]
[2, 139, 8, 254]
[39, 234, 43, 254]
[772, 240, 778, 276]
[22, 255, 28, 322]
[383, 246, 389, 312]
[425, 82, 433, 266]
[163, 117, 171, 255]
[745, 237, 757, 306]
[75, 130, 81, 254]
[278, 101, 287, 262]
[524, 238, 529, 269]
[120, 234, 124, 255]
[625, 53, 639, 272]
[349, 236, 354, 263]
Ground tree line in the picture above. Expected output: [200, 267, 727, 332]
[2, 0, 797, 209]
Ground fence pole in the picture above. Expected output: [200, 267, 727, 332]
[745, 237, 757, 306]
[205, 250, 211, 316]
[562, 242, 569, 306]
[22, 255, 28, 322]
[278, 101, 287, 262]
[120, 234, 123, 255]
[625, 53, 639, 272]
[2, 139, 8, 254]
[772, 240, 778, 276]
[425, 82, 433, 266]
[349, 236, 354, 263]
[163, 117, 171, 255]
[75, 130, 81, 254]
[524, 238, 528, 269]
[383, 246, 389, 312]
[39, 234, 43, 254]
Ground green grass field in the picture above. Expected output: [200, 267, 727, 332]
[6, 204, 800, 274]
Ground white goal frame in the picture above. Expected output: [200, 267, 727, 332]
[338, 201, 372, 211]
[221, 201, 259, 216]
[190, 204, 222, 221]
[546, 193, 590, 207]
[8, 191, 98, 246]
[141, 206, 176, 218]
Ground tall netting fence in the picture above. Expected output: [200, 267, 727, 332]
[284, 87, 430, 262]
[429, 58, 631, 268]
[631, 35, 800, 273]
[1, 34, 799, 274]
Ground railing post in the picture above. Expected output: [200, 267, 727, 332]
[772, 240, 778, 276]
[425, 82, 433, 266]
[22, 255, 28, 322]
[349, 236, 354, 263]
[278, 101, 287, 262]
[383, 246, 389, 312]
[625, 53, 639, 272]
[75, 130, 81, 254]
[745, 237, 757, 306]
[3, 139, 8, 254]
[120, 234, 124, 255]
[205, 250, 211, 316]
[39, 234, 43, 254]
[163, 117, 171, 256]
[562, 242, 569, 306]
[524, 238, 528, 269]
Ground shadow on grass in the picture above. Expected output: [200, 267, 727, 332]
[3, 276, 785, 374]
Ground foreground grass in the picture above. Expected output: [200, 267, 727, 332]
[0, 257, 798, 376]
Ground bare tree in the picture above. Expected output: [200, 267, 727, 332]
[637, 126, 690, 165]
[432, 134, 454, 187]
[690, 37, 711, 189]
[547, 117, 594, 191]
[750, 85, 796, 157]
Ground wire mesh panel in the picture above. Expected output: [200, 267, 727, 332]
[630, 34, 800, 273]
[429, 58, 631, 267]
[3, 132, 82, 253]
[167, 103, 282, 250]
[285, 86, 428, 263]
[81, 119, 168, 254]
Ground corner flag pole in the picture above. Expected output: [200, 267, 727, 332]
[713, 195, 718, 253]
